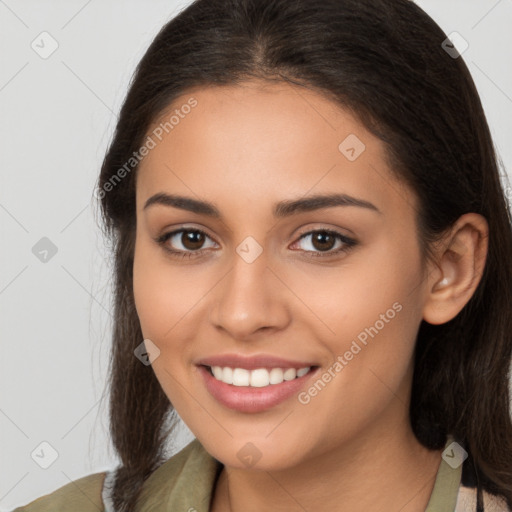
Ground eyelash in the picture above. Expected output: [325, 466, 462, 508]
[155, 227, 358, 260]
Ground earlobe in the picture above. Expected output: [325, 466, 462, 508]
[422, 213, 489, 326]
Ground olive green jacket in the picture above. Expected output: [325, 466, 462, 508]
[11, 436, 509, 511]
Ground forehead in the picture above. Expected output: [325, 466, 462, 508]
[136, 80, 415, 218]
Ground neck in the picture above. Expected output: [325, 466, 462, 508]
[211, 404, 443, 512]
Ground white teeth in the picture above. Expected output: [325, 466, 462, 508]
[212, 366, 223, 380]
[297, 367, 310, 377]
[232, 368, 250, 386]
[250, 368, 270, 387]
[283, 368, 296, 380]
[210, 366, 311, 387]
[269, 368, 284, 384]
[223, 367, 233, 384]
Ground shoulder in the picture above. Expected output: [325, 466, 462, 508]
[134, 438, 222, 511]
[455, 487, 512, 512]
[12, 472, 106, 512]
[456, 449, 512, 512]
[12, 441, 221, 512]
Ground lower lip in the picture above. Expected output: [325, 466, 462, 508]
[198, 365, 318, 413]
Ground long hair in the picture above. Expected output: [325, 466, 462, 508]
[95, 0, 512, 510]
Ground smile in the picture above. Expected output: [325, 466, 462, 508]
[208, 365, 312, 387]
[196, 354, 320, 413]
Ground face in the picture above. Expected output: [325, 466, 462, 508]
[133, 80, 428, 470]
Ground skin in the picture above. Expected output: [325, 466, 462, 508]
[132, 80, 488, 512]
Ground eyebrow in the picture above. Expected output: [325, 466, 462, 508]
[143, 192, 381, 217]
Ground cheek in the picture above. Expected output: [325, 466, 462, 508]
[132, 243, 185, 350]
[132, 241, 198, 405]
[132, 237, 218, 371]
[301, 240, 423, 423]
[133, 238, 193, 338]
[291, 240, 419, 341]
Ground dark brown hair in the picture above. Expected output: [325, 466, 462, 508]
[95, 0, 512, 510]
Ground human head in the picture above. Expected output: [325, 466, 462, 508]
[96, 0, 512, 510]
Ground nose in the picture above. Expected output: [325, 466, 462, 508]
[208, 246, 291, 340]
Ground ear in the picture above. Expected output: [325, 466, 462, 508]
[422, 213, 489, 325]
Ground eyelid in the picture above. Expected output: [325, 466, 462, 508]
[155, 226, 219, 250]
[290, 228, 357, 257]
[293, 223, 355, 241]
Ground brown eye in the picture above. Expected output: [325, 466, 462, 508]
[310, 231, 337, 252]
[293, 229, 357, 257]
[180, 230, 206, 250]
[156, 228, 218, 257]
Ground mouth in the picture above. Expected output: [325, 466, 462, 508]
[204, 364, 315, 387]
[196, 357, 320, 413]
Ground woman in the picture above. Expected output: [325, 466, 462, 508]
[14, 0, 512, 511]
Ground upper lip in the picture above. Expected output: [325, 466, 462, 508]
[196, 354, 317, 370]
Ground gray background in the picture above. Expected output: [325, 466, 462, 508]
[1, 1, 511, 509]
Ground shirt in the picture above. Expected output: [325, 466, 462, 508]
[12, 435, 511, 512]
